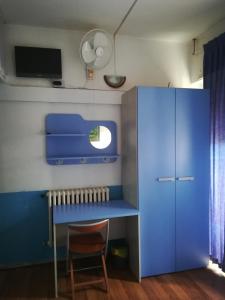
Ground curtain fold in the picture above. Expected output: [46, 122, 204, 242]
[203, 32, 225, 269]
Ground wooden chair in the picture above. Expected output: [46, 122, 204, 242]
[67, 219, 109, 299]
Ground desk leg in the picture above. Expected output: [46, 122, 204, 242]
[127, 215, 140, 281]
[53, 224, 58, 298]
[138, 215, 141, 282]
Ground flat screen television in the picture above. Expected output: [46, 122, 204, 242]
[15, 46, 62, 79]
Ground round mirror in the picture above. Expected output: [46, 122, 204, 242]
[89, 126, 111, 149]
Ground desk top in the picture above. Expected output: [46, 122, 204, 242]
[53, 200, 139, 224]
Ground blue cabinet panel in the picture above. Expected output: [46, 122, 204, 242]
[138, 87, 176, 277]
[122, 86, 209, 279]
[175, 89, 210, 270]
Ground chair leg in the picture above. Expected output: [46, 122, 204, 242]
[101, 254, 109, 292]
[66, 248, 69, 274]
[70, 257, 75, 300]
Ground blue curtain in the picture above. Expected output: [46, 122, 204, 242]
[204, 32, 225, 269]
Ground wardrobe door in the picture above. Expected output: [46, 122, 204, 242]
[138, 87, 176, 277]
[175, 89, 210, 271]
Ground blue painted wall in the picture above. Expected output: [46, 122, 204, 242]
[0, 186, 122, 268]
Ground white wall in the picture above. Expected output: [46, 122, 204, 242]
[0, 16, 6, 79]
[0, 23, 192, 193]
[3, 24, 191, 89]
[0, 88, 121, 193]
[190, 18, 225, 82]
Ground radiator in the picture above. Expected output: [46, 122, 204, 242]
[47, 186, 110, 207]
[47, 186, 110, 245]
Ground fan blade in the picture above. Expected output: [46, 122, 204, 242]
[94, 32, 108, 48]
[93, 55, 107, 69]
[93, 56, 103, 69]
[93, 45, 112, 69]
[81, 41, 96, 64]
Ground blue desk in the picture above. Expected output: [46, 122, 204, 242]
[53, 200, 139, 297]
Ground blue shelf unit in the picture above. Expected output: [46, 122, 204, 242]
[46, 114, 119, 165]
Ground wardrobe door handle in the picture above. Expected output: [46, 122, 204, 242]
[177, 176, 194, 181]
[157, 177, 175, 182]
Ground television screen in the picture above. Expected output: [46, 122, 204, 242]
[15, 46, 62, 79]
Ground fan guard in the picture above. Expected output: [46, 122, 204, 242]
[80, 29, 113, 70]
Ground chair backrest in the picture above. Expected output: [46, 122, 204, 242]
[67, 219, 109, 256]
[68, 219, 109, 234]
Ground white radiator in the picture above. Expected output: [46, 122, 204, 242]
[47, 186, 110, 245]
[47, 186, 109, 207]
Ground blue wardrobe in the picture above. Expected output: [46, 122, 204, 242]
[122, 86, 210, 278]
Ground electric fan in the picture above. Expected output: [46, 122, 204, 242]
[80, 29, 113, 70]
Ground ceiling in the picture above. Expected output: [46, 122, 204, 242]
[0, 0, 225, 42]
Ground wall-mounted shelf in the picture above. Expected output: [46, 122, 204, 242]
[46, 114, 118, 165]
[46, 133, 87, 137]
[47, 155, 119, 165]
[0, 84, 123, 104]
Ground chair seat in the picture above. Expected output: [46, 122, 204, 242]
[69, 233, 105, 254]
